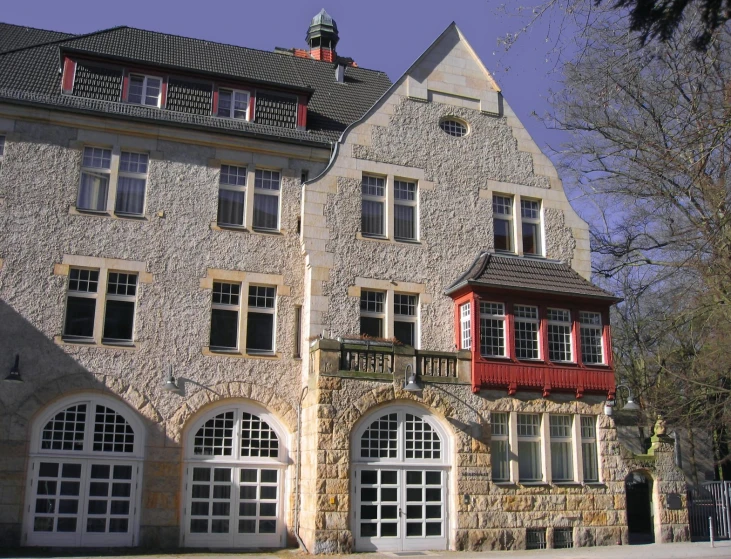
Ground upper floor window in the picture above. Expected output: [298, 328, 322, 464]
[521, 199, 542, 255]
[493, 195, 513, 252]
[217, 89, 250, 120]
[514, 305, 539, 360]
[360, 290, 385, 338]
[479, 302, 505, 357]
[393, 293, 418, 347]
[579, 311, 604, 364]
[63, 268, 138, 344]
[359, 289, 420, 347]
[253, 170, 280, 231]
[581, 417, 599, 482]
[77, 147, 149, 216]
[394, 180, 417, 241]
[361, 175, 385, 237]
[217, 164, 247, 227]
[517, 413, 542, 482]
[210, 281, 240, 350]
[128, 74, 162, 107]
[547, 308, 573, 362]
[459, 303, 471, 350]
[550, 415, 574, 482]
[491, 412, 509, 482]
[439, 118, 468, 137]
[246, 285, 276, 354]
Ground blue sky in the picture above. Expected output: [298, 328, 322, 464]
[2, 0, 580, 209]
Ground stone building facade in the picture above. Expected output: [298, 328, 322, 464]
[0, 12, 688, 553]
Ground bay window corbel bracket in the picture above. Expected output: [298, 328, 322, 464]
[542, 385, 551, 398]
[576, 386, 585, 399]
[508, 382, 517, 396]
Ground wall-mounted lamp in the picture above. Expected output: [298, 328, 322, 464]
[163, 365, 181, 394]
[4, 354, 22, 383]
[404, 364, 420, 392]
[604, 383, 640, 416]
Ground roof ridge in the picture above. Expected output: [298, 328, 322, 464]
[0, 21, 73, 35]
[0, 25, 128, 57]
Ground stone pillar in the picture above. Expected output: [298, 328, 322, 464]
[648, 434, 690, 543]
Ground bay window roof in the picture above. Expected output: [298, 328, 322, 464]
[446, 252, 620, 302]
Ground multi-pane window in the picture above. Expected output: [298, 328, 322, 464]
[253, 170, 280, 231]
[548, 308, 573, 362]
[459, 303, 471, 350]
[210, 282, 241, 350]
[480, 302, 505, 357]
[393, 293, 418, 347]
[360, 290, 385, 338]
[360, 412, 398, 459]
[361, 175, 386, 237]
[517, 414, 542, 482]
[78, 147, 112, 211]
[247, 286, 276, 353]
[394, 180, 417, 241]
[127, 74, 162, 107]
[491, 413, 510, 481]
[580, 311, 604, 364]
[581, 416, 599, 482]
[514, 305, 539, 360]
[217, 89, 250, 120]
[217, 165, 247, 227]
[550, 415, 574, 482]
[115, 152, 148, 216]
[64, 268, 99, 339]
[521, 199, 542, 255]
[102, 273, 138, 342]
[493, 195, 513, 252]
[439, 119, 468, 137]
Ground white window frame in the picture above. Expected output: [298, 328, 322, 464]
[520, 198, 543, 256]
[361, 175, 386, 238]
[580, 416, 600, 483]
[246, 285, 277, 354]
[393, 292, 418, 347]
[115, 151, 149, 216]
[549, 415, 574, 482]
[76, 146, 150, 217]
[24, 394, 145, 547]
[217, 88, 250, 120]
[492, 194, 514, 253]
[547, 308, 573, 363]
[217, 164, 247, 227]
[490, 412, 510, 482]
[514, 304, 540, 360]
[358, 289, 421, 348]
[102, 271, 138, 343]
[579, 311, 605, 365]
[459, 303, 471, 350]
[479, 301, 506, 358]
[127, 73, 162, 107]
[63, 268, 138, 346]
[516, 413, 543, 482]
[209, 281, 242, 351]
[360, 289, 386, 339]
[393, 179, 418, 241]
[252, 169, 281, 232]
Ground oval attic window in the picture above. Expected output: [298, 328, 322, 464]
[439, 118, 468, 137]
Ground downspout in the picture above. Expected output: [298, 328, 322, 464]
[294, 386, 309, 552]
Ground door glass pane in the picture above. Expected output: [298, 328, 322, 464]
[33, 462, 82, 535]
[189, 466, 232, 535]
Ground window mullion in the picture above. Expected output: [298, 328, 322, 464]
[106, 148, 121, 214]
[238, 282, 247, 352]
[385, 289, 394, 340]
[93, 269, 109, 343]
[245, 170, 256, 229]
[540, 413, 550, 483]
[508, 411, 519, 483]
[386, 175, 394, 240]
[572, 414, 583, 483]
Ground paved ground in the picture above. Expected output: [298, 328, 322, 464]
[2, 541, 731, 559]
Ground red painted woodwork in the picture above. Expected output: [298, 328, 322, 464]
[249, 91, 256, 121]
[212, 88, 218, 115]
[160, 77, 167, 108]
[297, 95, 308, 128]
[121, 72, 130, 103]
[61, 57, 76, 93]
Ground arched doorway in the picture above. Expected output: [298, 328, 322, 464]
[23, 394, 145, 547]
[625, 471, 655, 544]
[352, 405, 451, 552]
[182, 402, 289, 548]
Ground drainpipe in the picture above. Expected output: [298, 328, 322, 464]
[294, 386, 309, 552]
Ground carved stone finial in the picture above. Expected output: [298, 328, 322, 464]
[654, 414, 667, 436]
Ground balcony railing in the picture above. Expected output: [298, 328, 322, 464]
[417, 351, 458, 378]
[340, 342, 393, 374]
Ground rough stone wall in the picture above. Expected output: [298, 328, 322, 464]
[0, 113, 328, 547]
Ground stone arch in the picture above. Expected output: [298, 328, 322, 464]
[168, 381, 297, 444]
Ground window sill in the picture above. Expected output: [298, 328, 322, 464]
[202, 347, 280, 359]
[113, 212, 148, 221]
[70, 207, 150, 221]
[519, 482, 551, 487]
[55, 335, 138, 350]
[356, 232, 425, 247]
[553, 481, 583, 487]
[70, 207, 109, 216]
[251, 228, 283, 236]
[584, 482, 606, 487]
[492, 481, 518, 487]
[211, 222, 248, 232]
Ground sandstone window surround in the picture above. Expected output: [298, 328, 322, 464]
[494, 412, 600, 485]
[73, 145, 151, 218]
[349, 279, 432, 348]
[53, 256, 152, 349]
[360, 173, 420, 243]
[201, 269, 291, 358]
[213, 165, 282, 233]
[492, 193, 545, 257]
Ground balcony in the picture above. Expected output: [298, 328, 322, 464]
[310, 338, 471, 385]
[473, 358, 615, 398]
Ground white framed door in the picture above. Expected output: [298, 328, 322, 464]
[354, 466, 448, 551]
[183, 463, 284, 547]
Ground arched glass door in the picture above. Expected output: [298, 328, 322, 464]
[183, 404, 288, 548]
[352, 407, 450, 551]
[24, 395, 145, 547]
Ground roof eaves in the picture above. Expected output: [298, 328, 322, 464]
[459, 279, 621, 302]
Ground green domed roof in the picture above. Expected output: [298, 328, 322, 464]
[306, 8, 339, 47]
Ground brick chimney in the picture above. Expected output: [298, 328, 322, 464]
[306, 8, 339, 62]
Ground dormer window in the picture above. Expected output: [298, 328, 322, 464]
[128, 74, 162, 107]
[218, 88, 250, 120]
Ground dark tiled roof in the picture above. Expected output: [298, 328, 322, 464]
[0, 22, 74, 54]
[446, 252, 619, 301]
[0, 24, 392, 145]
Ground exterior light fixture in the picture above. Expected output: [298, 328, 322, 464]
[163, 365, 181, 394]
[4, 354, 22, 382]
[404, 364, 420, 392]
[605, 383, 640, 415]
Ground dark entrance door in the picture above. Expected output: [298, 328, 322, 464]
[625, 471, 655, 544]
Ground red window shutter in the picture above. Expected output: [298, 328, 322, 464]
[61, 57, 76, 94]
